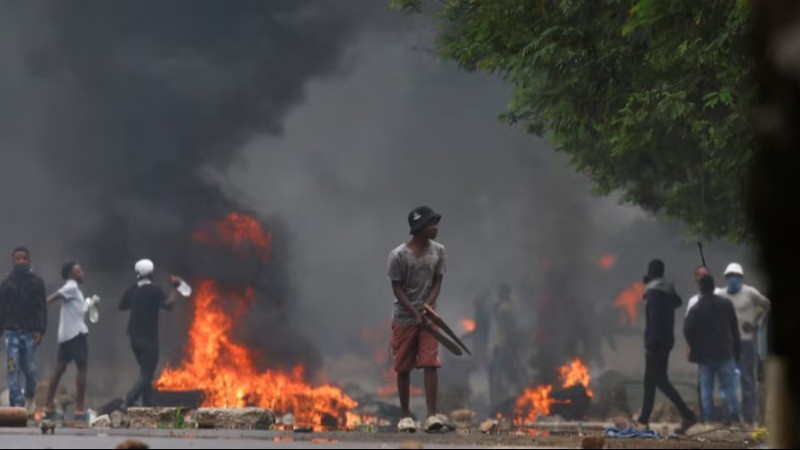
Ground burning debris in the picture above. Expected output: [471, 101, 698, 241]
[156, 213, 359, 429]
[156, 280, 358, 427]
[513, 358, 593, 424]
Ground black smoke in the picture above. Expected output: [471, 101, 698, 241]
[0, 0, 392, 390]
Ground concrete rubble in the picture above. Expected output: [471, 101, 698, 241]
[127, 407, 183, 429]
[194, 407, 275, 430]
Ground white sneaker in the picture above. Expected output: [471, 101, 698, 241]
[398, 417, 417, 433]
[26, 398, 37, 417]
[435, 413, 452, 431]
[424, 415, 445, 433]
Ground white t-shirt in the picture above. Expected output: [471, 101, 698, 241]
[685, 287, 728, 316]
[57, 279, 89, 343]
[725, 285, 770, 341]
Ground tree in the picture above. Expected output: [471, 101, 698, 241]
[392, 0, 755, 241]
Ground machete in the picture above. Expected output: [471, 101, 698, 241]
[422, 321, 463, 356]
[423, 304, 472, 356]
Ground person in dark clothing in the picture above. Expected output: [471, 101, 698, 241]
[0, 247, 47, 415]
[637, 259, 697, 433]
[685, 274, 742, 424]
[0, 247, 47, 413]
[119, 259, 178, 408]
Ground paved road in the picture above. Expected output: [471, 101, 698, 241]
[0, 427, 550, 449]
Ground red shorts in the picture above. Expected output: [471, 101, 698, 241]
[391, 323, 441, 373]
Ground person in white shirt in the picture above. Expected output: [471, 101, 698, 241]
[721, 263, 770, 425]
[43, 262, 94, 421]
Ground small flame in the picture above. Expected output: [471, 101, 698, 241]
[513, 358, 592, 424]
[559, 358, 593, 397]
[598, 254, 616, 270]
[460, 319, 476, 334]
[614, 282, 645, 327]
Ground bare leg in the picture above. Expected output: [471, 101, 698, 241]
[76, 363, 88, 412]
[424, 367, 438, 417]
[397, 371, 411, 417]
[45, 362, 68, 412]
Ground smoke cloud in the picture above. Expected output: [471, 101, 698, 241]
[0, 1, 753, 404]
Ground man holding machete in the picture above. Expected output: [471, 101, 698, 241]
[388, 206, 447, 433]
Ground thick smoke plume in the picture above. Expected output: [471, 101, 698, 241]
[1, 1, 753, 408]
[0, 1, 390, 390]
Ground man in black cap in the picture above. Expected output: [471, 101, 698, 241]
[637, 259, 698, 433]
[388, 206, 447, 433]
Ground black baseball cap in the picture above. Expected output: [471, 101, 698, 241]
[408, 206, 442, 235]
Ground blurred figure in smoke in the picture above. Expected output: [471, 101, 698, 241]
[489, 283, 526, 407]
[119, 259, 179, 408]
[471, 291, 491, 369]
[388, 206, 446, 433]
[637, 259, 697, 433]
[0, 247, 47, 415]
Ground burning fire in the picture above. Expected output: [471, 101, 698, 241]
[614, 282, 645, 327]
[598, 254, 616, 270]
[513, 358, 592, 424]
[157, 281, 357, 427]
[158, 213, 360, 428]
[460, 319, 476, 334]
[559, 358, 593, 397]
[192, 212, 273, 263]
[514, 385, 554, 420]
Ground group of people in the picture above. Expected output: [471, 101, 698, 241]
[387, 205, 770, 434]
[638, 259, 770, 433]
[0, 246, 179, 421]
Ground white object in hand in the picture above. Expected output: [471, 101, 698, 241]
[86, 295, 100, 324]
[174, 277, 192, 297]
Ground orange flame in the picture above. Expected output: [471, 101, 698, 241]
[460, 319, 476, 334]
[598, 254, 616, 270]
[559, 358, 593, 397]
[192, 213, 272, 263]
[614, 282, 645, 327]
[513, 358, 592, 424]
[157, 281, 357, 426]
[514, 385, 554, 423]
[156, 280, 357, 427]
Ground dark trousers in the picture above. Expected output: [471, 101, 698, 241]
[739, 341, 758, 423]
[125, 338, 159, 407]
[639, 347, 695, 424]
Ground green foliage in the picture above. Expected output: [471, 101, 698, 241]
[173, 408, 186, 429]
[392, 0, 755, 241]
